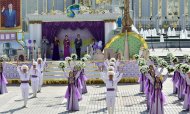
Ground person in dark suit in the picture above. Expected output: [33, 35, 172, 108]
[1, 3, 16, 27]
[74, 34, 82, 60]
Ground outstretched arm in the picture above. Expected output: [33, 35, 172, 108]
[75, 70, 81, 79]
[145, 73, 154, 84]
[100, 72, 106, 83]
[116, 73, 123, 83]
[162, 73, 168, 83]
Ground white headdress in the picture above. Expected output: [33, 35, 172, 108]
[37, 58, 43, 62]
[108, 71, 115, 76]
[110, 58, 116, 63]
[109, 62, 116, 67]
[33, 62, 38, 66]
[21, 65, 29, 71]
[108, 66, 115, 71]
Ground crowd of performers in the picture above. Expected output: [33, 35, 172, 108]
[0, 57, 46, 107]
[1, 52, 190, 114]
[136, 53, 190, 114]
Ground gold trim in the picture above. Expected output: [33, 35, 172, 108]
[104, 19, 116, 22]
[105, 32, 148, 49]
[105, 33, 125, 48]
[29, 21, 42, 24]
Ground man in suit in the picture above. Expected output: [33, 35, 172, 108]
[74, 34, 82, 60]
[1, 3, 16, 27]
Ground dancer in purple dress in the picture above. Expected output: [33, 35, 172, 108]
[52, 37, 60, 60]
[63, 35, 71, 59]
[79, 69, 88, 94]
[181, 72, 190, 110]
[171, 58, 180, 94]
[0, 59, 8, 94]
[65, 71, 81, 111]
[74, 66, 83, 97]
[146, 72, 168, 114]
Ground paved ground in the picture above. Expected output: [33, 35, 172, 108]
[0, 77, 189, 114]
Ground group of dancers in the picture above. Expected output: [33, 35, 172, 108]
[137, 53, 190, 114]
[0, 57, 46, 107]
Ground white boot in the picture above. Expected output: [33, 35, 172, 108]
[24, 99, 27, 107]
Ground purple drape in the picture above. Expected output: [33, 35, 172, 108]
[42, 21, 105, 47]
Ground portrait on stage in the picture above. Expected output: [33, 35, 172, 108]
[0, 0, 22, 30]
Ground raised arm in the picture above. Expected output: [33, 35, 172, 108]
[75, 70, 81, 79]
[100, 72, 106, 83]
[115, 73, 123, 83]
[180, 72, 186, 79]
[162, 73, 168, 83]
[17, 66, 22, 75]
[42, 58, 46, 68]
[156, 68, 164, 77]
[64, 71, 68, 78]
[145, 73, 154, 84]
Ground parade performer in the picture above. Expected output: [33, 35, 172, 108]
[0, 58, 8, 94]
[101, 71, 123, 114]
[17, 65, 30, 107]
[29, 62, 40, 97]
[36, 58, 46, 92]
[146, 71, 168, 114]
[65, 71, 81, 111]
[79, 68, 88, 94]
[180, 71, 190, 110]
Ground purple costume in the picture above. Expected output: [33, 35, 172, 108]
[147, 74, 168, 114]
[176, 72, 185, 100]
[181, 73, 190, 110]
[79, 69, 88, 94]
[63, 38, 70, 59]
[172, 71, 180, 94]
[65, 73, 81, 111]
[138, 73, 146, 93]
[0, 62, 8, 94]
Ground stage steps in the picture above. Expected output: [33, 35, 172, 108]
[44, 61, 101, 79]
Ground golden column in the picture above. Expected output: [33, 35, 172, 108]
[64, 0, 67, 13]
[122, 0, 133, 33]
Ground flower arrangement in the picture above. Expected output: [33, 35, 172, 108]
[84, 54, 91, 60]
[156, 58, 164, 64]
[167, 66, 175, 73]
[175, 63, 183, 71]
[134, 54, 140, 60]
[65, 57, 72, 65]
[152, 56, 159, 61]
[58, 61, 67, 71]
[180, 64, 190, 74]
[184, 54, 189, 59]
[138, 58, 146, 66]
[81, 57, 88, 62]
[158, 60, 168, 68]
[139, 65, 149, 74]
[172, 57, 179, 64]
[186, 56, 190, 64]
[167, 53, 175, 60]
[71, 53, 78, 61]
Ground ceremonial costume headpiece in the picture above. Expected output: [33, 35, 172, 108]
[108, 71, 115, 76]
[37, 58, 43, 62]
[21, 65, 29, 71]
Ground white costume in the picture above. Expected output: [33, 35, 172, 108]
[29, 62, 40, 97]
[101, 71, 123, 114]
[17, 65, 30, 107]
[36, 58, 46, 92]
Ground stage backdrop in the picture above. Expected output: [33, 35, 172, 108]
[42, 21, 105, 58]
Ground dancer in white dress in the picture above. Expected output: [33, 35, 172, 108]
[101, 71, 123, 114]
[29, 62, 40, 97]
[17, 65, 30, 107]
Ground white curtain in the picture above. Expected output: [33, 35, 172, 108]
[105, 22, 117, 44]
[29, 24, 42, 48]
